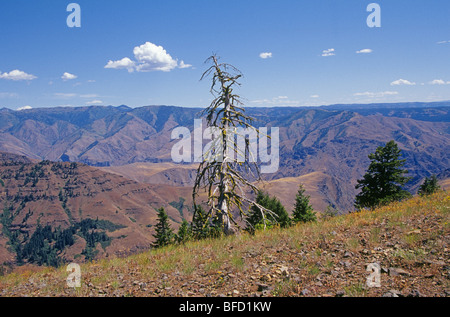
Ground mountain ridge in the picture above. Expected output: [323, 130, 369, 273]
[1, 104, 448, 212]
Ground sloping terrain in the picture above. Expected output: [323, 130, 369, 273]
[0, 191, 448, 297]
[103, 162, 199, 187]
[1, 104, 448, 212]
[102, 164, 350, 213]
[0, 153, 193, 267]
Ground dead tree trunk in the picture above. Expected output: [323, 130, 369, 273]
[192, 55, 277, 236]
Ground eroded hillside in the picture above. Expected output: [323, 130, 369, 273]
[0, 191, 448, 297]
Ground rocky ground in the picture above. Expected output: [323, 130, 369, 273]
[1, 192, 449, 297]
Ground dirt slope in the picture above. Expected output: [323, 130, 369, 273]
[1, 191, 448, 297]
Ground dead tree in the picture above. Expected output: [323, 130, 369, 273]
[192, 55, 276, 235]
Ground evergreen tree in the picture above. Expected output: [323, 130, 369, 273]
[176, 219, 192, 244]
[355, 140, 411, 210]
[246, 191, 290, 233]
[191, 205, 211, 240]
[246, 191, 269, 232]
[151, 207, 174, 248]
[418, 175, 440, 196]
[322, 204, 339, 220]
[292, 184, 317, 223]
[209, 213, 225, 239]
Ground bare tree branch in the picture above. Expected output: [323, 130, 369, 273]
[192, 54, 275, 235]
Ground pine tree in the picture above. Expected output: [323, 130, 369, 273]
[176, 219, 192, 244]
[209, 213, 224, 239]
[152, 207, 174, 248]
[292, 184, 316, 223]
[246, 191, 270, 232]
[322, 204, 339, 220]
[418, 175, 440, 196]
[246, 191, 290, 233]
[191, 205, 211, 240]
[355, 140, 411, 210]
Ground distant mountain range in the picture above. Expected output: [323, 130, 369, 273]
[0, 103, 449, 211]
[321, 101, 450, 122]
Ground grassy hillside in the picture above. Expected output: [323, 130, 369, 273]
[0, 191, 448, 297]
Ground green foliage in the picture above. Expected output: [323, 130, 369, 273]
[0, 207, 120, 267]
[14, 224, 76, 267]
[95, 219, 126, 232]
[77, 218, 112, 260]
[176, 219, 192, 244]
[0, 205, 22, 261]
[322, 205, 339, 220]
[355, 140, 411, 210]
[246, 191, 290, 233]
[58, 188, 74, 224]
[292, 184, 317, 224]
[418, 175, 440, 196]
[191, 205, 213, 240]
[169, 198, 186, 219]
[209, 213, 225, 239]
[152, 207, 174, 249]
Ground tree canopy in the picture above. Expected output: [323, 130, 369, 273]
[292, 184, 317, 224]
[152, 207, 174, 248]
[246, 191, 290, 233]
[355, 140, 411, 209]
[418, 175, 440, 196]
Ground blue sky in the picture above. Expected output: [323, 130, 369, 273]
[0, 0, 449, 110]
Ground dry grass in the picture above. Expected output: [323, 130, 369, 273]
[0, 190, 448, 297]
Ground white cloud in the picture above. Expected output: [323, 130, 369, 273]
[133, 42, 178, 72]
[17, 105, 32, 111]
[259, 52, 273, 59]
[310, 95, 320, 98]
[321, 48, 335, 57]
[251, 96, 300, 106]
[86, 100, 103, 105]
[61, 72, 77, 81]
[0, 70, 37, 81]
[105, 57, 136, 72]
[437, 40, 450, 44]
[52, 93, 104, 102]
[356, 49, 373, 54]
[390, 79, 416, 86]
[53, 93, 77, 99]
[0, 92, 19, 98]
[429, 79, 449, 85]
[178, 60, 193, 69]
[354, 91, 399, 98]
[80, 94, 100, 98]
[105, 42, 190, 73]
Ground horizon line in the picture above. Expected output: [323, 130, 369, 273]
[2, 99, 450, 112]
